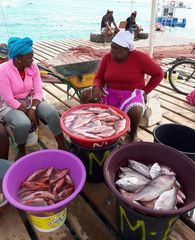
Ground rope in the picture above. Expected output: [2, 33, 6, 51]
[0, 0, 10, 38]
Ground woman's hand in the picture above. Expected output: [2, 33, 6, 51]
[27, 108, 38, 129]
[92, 86, 106, 102]
[18, 104, 28, 115]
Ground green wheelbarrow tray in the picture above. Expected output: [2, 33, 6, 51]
[38, 60, 100, 101]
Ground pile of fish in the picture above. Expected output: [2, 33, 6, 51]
[63, 107, 126, 139]
[116, 160, 186, 211]
[0, 179, 5, 205]
[18, 167, 75, 206]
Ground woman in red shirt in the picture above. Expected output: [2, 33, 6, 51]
[82, 31, 163, 142]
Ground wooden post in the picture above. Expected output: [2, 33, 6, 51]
[148, 0, 158, 58]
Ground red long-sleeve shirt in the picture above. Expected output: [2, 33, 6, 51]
[93, 50, 163, 94]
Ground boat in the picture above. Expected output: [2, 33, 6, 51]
[156, 0, 187, 28]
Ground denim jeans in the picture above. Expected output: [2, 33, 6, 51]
[4, 102, 62, 144]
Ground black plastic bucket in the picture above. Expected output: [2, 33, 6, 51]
[116, 199, 178, 240]
[153, 124, 195, 161]
[71, 141, 118, 183]
[104, 143, 195, 240]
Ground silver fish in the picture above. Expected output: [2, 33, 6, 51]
[116, 175, 150, 192]
[149, 163, 161, 179]
[131, 175, 176, 202]
[128, 160, 150, 178]
[161, 165, 176, 176]
[118, 169, 150, 184]
[141, 199, 157, 209]
[154, 186, 177, 210]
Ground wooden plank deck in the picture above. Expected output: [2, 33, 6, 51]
[1, 38, 195, 240]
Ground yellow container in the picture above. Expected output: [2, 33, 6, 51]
[67, 72, 95, 89]
[28, 208, 67, 232]
[166, 71, 179, 82]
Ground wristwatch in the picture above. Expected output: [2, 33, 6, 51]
[31, 106, 37, 110]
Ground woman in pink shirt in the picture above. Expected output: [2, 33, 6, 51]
[0, 37, 68, 157]
[81, 31, 163, 142]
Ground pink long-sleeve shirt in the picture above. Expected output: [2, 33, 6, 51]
[0, 60, 43, 109]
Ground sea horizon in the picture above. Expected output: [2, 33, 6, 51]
[0, 0, 195, 43]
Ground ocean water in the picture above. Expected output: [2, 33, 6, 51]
[0, 0, 195, 43]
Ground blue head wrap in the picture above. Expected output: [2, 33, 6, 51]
[8, 37, 33, 59]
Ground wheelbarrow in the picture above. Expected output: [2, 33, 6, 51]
[38, 60, 100, 102]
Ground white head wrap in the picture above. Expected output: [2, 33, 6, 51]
[112, 31, 135, 51]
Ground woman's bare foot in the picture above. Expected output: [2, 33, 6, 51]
[119, 135, 142, 144]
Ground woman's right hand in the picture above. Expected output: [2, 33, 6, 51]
[92, 86, 106, 102]
[18, 104, 28, 115]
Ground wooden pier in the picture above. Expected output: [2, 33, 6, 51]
[0, 37, 195, 240]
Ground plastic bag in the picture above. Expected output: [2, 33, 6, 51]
[140, 91, 162, 127]
[186, 90, 195, 105]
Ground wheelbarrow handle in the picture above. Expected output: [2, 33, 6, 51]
[38, 64, 65, 81]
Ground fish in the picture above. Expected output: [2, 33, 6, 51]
[87, 126, 113, 134]
[118, 169, 150, 184]
[21, 190, 58, 201]
[49, 168, 69, 185]
[154, 186, 177, 210]
[114, 119, 126, 134]
[108, 107, 124, 119]
[87, 107, 107, 113]
[71, 114, 95, 128]
[24, 168, 48, 183]
[63, 106, 126, 139]
[71, 109, 93, 115]
[96, 129, 116, 138]
[116, 175, 150, 192]
[97, 115, 120, 122]
[130, 175, 176, 202]
[161, 165, 176, 176]
[141, 199, 157, 209]
[21, 197, 48, 206]
[128, 160, 150, 178]
[19, 167, 75, 206]
[149, 163, 161, 179]
[22, 181, 49, 191]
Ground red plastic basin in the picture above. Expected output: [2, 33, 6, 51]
[60, 103, 130, 148]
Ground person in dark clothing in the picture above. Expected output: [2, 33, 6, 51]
[0, 123, 9, 159]
[101, 9, 120, 45]
[125, 11, 142, 40]
[0, 44, 9, 159]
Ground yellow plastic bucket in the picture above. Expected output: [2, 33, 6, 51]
[28, 208, 67, 232]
